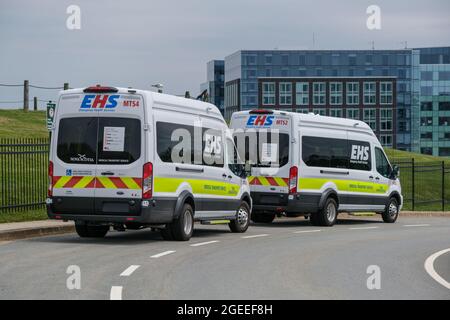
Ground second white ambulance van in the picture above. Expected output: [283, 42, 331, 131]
[47, 86, 251, 240]
[230, 110, 402, 226]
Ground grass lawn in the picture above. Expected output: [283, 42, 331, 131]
[0, 208, 47, 224]
[0, 109, 48, 139]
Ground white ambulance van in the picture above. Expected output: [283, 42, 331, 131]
[230, 109, 402, 226]
[47, 85, 251, 241]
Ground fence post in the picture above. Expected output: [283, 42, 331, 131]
[33, 97, 37, 111]
[442, 161, 445, 212]
[23, 80, 29, 111]
[411, 158, 415, 211]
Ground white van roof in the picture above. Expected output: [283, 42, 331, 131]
[58, 86, 224, 122]
[231, 109, 375, 135]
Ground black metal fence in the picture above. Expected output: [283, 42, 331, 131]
[0, 138, 450, 212]
[391, 158, 450, 211]
[0, 138, 49, 212]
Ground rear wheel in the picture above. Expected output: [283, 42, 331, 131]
[75, 222, 109, 238]
[251, 211, 276, 223]
[382, 198, 399, 223]
[169, 203, 194, 241]
[229, 202, 250, 233]
[317, 198, 338, 226]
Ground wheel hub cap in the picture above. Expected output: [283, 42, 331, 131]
[237, 208, 248, 225]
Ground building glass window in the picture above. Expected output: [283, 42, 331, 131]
[313, 82, 326, 105]
[346, 82, 359, 105]
[262, 82, 275, 105]
[420, 102, 433, 111]
[279, 82, 292, 105]
[296, 108, 309, 114]
[313, 108, 326, 116]
[295, 82, 309, 105]
[421, 117, 433, 126]
[364, 109, 376, 130]
[380, 81, 393, 104]
[380, 135, 393, 147]
[346, 108, 360, 120]
[330, 109, 343, 118]
[380, 108, 393, 131]
[364, 82, 376, 105]
[330, 82, 342, 105]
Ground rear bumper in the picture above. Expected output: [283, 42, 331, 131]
[251, 192, 321, 215]
[47, 196, 177, 225]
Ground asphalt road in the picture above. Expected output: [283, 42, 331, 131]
[0, 215, 449, 300]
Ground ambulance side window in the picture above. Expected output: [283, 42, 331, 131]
[302, 136, 348, 169]
[375, 147, 392, 178]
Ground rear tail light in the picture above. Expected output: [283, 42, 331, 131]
[48, 161, 54, 197]
[289, 166, 298, 194]
[142, 162, 153, 199]
[83, 85, 118, 93]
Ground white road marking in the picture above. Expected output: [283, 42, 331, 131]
[294, 229, 322, 234]
[349, 226, 379, 230]
[120, 265, 140, 277]
[424, 248, 450, 290]
[190, 240, 220, 247]
[150, 250, 176, 258]
[242, 234, 269, 239]
[110, 286, 123, 300]
[403, 224, 430, 227]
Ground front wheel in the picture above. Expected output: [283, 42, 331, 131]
[229, 202, 250, 233]
[382, 198, 399, 223]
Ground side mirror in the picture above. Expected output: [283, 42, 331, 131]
[390, 165, 399, 179]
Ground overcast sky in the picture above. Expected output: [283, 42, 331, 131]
[1, 0, 449, 109]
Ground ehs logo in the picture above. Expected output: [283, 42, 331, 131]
[246, 115, 274, 127]
[351, 145, 369, 161]
[80, 95, 120, 110]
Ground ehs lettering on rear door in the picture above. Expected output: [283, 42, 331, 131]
[80, 95, 120, 111]
[246, 115, 274, 127]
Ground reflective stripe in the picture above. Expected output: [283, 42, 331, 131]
[154, 177, 239, 196]
[298, 178, 388, 194]
[53, 176, 142, 190]
[248, 176, 288, 187]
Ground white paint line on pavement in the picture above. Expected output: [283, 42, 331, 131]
[190, 240, 220, 247]
[110, 286, 123, 300]
[242, 234, 269, 239]
[403, 224, 430, 227]
[349, 226, 379, 230]
[293, 229, 322, 234]
[150, 250, 176, 258]
[120, 265, 140, 277]
[424, 248, 450, 290]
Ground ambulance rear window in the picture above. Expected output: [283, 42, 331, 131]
[57, 117, 141, 165]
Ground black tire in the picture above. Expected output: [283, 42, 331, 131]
[382, 197, 399, 223]
[317, 198, 338, 226]
[169, 203, 194, 241]
[250, 211, 275, 223]
[229, 202, 250, 233]
[75, 222, 109, 238]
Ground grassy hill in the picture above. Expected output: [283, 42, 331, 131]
[0, 109, 48, 139]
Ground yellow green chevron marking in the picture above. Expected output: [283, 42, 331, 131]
[154, 177, 239, 196]
[298, 178, 388, 194]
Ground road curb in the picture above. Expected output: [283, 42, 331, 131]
[0, 224, 75, 241]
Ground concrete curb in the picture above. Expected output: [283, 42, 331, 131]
[0, 224, 75, 241]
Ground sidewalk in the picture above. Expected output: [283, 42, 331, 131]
[0, 220, 74, 241]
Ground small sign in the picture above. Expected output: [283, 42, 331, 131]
[47, 101, 56, 130]
[103, 126, 125, 152]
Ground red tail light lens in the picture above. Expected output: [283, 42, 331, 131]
[289, 166, 298, 194]
[142, 162, 153, 199]
[48, 161, 54, 197]
[83, 85, 118, 93]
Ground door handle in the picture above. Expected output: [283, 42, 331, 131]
[101, 171, 114, 176]
[369, 176, 374, 179]
[228, 175, 232, 179]
[222, 173, 227, 178]
[375, 177, 380, 181]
